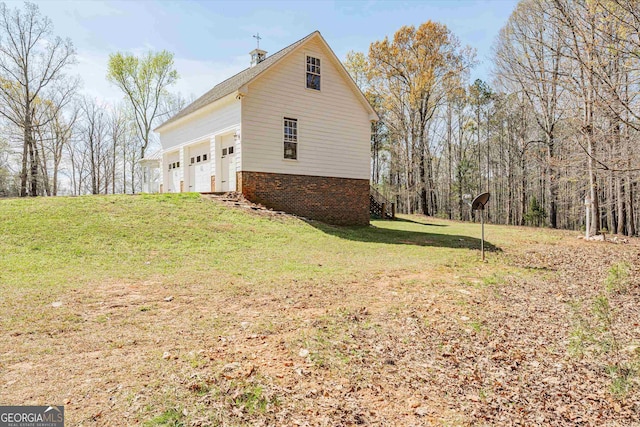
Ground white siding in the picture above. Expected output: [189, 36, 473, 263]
[159, 94, 241, 150]
[241, 38, 371, 180]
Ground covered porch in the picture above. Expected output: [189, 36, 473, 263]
[139, 151, 162, 193]
[161, 128, 240, 193]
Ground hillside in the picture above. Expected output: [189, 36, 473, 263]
[0, 194, 638, 425]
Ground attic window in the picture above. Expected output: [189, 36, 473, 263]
[306, 56, 320, 90]
[284, 117, 298, 160]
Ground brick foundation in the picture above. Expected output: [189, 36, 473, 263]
[237, 171, 370, 225]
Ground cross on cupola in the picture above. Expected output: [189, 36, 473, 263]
[249, 33, 267, 67]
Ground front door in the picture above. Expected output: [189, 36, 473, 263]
[220, 135, 236, 192]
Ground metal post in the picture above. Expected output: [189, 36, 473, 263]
[481, 209, 485, 261]
[471, 192, 490, 262]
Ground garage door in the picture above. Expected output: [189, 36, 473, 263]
[189, 152, 211, 192]
[167, 160, 181, 192]
[220, 134, 236, 192]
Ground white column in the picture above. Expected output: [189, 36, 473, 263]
[230, 129, 240, 191]
[214, 135, 221, 192]
[209, 137, 216, 176]
[142, 165, 149, 193]
[157, 158, 163, 193]
[234, 128, 241, 172]
[179, 146, 185, 192]
[162, 153, 168, 192]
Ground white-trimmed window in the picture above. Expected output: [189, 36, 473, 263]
[306, 56, 320, 90]
[284, 117, 298, 160]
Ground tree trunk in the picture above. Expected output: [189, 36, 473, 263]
[130, 159, 135, 194]
[547, 136, 558, 228]
[447, 103, 453, 219]
[477, 104, 481, 194]
[616, 174, 625, 235]
[112, 141, 117, 194]
[520, 153, 526, 226]
[29, 138, 38, 196]
[53, 160, 59, 196]
[627, 169, 635, 236]
[587, 134, 599, 235]
[20, 125, 29, 197]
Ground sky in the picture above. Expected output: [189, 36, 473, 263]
[21, 0, 519, 104]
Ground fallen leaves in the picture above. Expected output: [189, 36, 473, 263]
[3, 233, 639, 425]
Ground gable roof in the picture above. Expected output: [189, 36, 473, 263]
[156, 31, 377, 132]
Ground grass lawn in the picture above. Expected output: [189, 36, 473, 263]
[0, 194, 638, 426]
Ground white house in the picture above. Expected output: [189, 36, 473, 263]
[152, 31, 378, 225]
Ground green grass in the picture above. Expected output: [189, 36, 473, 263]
[0, 194, 562, 317]
[0, 194, 529, 289]
[0, 194, 564, 334]
[604, 262, 631, 293]
[143, 408, 184, 427]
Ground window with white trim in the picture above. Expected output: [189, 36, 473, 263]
[284, 117, 297, 160]
[306, 56, 320, 90]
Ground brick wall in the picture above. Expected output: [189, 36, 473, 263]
[238, 171, 370, 225]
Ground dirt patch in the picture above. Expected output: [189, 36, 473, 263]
[203, 192, 296, 221]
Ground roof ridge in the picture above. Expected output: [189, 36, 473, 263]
[205, 30, 318, 92]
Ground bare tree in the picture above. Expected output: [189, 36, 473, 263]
[79, 98, 109, 195]
[0, 2, 75, 196]
[493, 0, 567, 228]
[108, 105, 127, 194]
